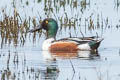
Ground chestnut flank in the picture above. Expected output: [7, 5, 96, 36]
[50, 42, 79, 53]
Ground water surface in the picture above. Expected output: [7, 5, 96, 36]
[0, 0, 120, 80]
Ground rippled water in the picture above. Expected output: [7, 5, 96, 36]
[0, 0, 120, 80]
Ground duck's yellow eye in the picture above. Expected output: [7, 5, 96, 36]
[45, 20, 48, 24]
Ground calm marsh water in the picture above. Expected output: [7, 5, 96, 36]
[0, 0, 120, 80]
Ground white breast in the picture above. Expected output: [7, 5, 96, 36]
[42, 38, 55, 51]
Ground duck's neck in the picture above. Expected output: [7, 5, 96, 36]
[47, 30, 57, 39]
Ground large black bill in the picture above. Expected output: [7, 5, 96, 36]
[28, 25, 42, 32]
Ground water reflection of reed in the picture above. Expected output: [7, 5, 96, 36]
[114, 0, 120, 11]
[0, 50, 59, 80]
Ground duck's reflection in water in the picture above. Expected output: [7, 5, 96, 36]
[40, 60, 59, 80]
[42, 50, 99, 60]
[40, 50, 98, 80]
[77, 50, 99, 59]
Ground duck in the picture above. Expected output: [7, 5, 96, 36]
[29, 18, 103, 53]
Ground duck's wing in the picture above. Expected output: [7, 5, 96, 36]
[51, 36, 103, 51]
[58, 36, 101, 41]
[52, 37, 89, 45]
[54, 36, 103, 44]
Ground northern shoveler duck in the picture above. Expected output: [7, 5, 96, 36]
[29, 18, 103, 53]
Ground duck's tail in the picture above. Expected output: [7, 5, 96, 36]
[89, 38, 104, 50]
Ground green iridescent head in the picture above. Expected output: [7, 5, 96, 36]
[41, 18, 58, 38]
